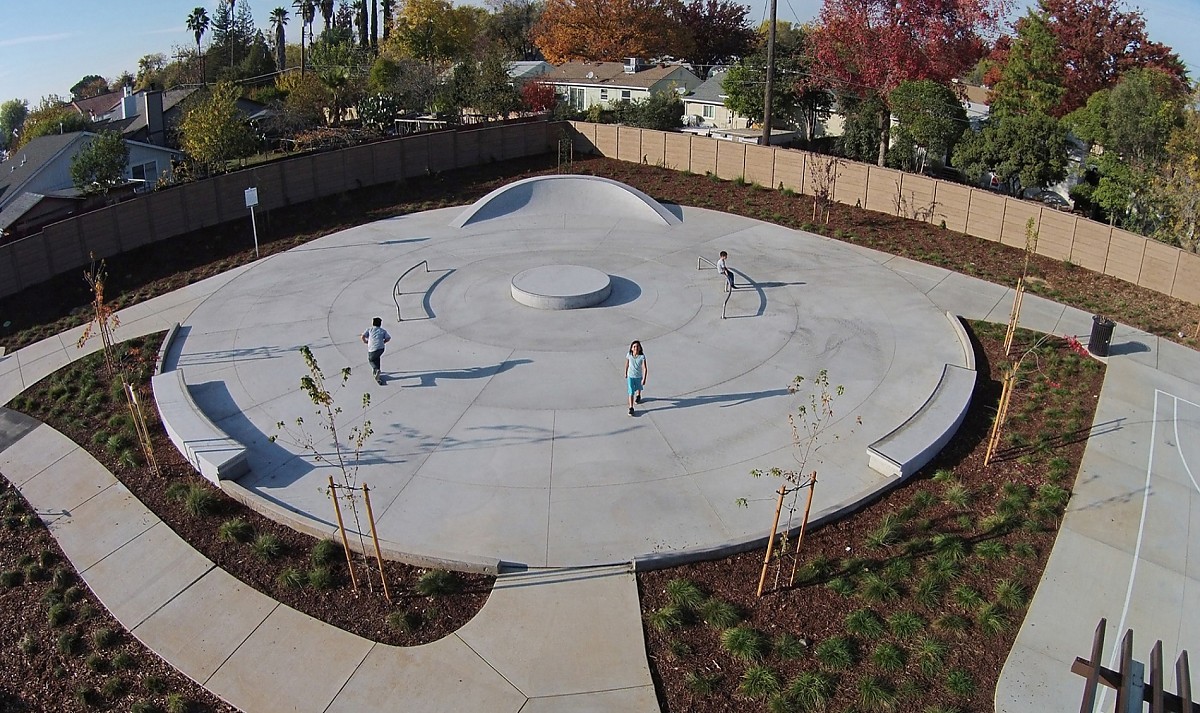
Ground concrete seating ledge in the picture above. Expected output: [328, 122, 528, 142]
[867, 363, 976, 479]
[152, 358, 249, 485]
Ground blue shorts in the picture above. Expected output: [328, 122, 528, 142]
[627, 377, 644, 395]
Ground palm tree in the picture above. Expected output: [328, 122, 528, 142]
[319, 0, 335, 33]
[293, 0, 316, 75]
[370, 0, 378, 50]
[186, 7, 210, 84]
[270, 8, 289, 72]
[381, 0, 393, 41]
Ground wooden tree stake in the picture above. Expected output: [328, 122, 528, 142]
[984, 371, 1016, 466]
[757, 485, 787, 597]
[123, 381, 160, 477]
[328, 475, 359, 592]
[788, 475, 817, 586]
[361, 483, 390, 603]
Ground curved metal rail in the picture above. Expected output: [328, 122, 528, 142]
[393, 260, 431, 321]
[697, 255, 717, 270]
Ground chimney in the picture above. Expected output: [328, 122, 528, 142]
[624, 58, 642, 74]
[140, 91, 164, 144]
[120, 87, 137, 120]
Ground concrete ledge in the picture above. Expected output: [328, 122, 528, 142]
[151, 369, 248, 485]
[510, 265, 612, 310]
[155, 322, 181, 375]
[867, 363, 976, 479]
[946, 312, 976, 370]
[221, 480, 502, 575]
[450, 175, 682, 228]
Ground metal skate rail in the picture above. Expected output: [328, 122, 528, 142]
[394, 261, 430, 321]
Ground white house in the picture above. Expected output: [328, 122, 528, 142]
[542, 59, 702, 111]
[681, 70, 751, 130]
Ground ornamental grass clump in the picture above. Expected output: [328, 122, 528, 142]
[721, 626, 768, 662]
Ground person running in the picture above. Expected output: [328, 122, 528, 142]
[360, 317, 391, 385]
[717, 251, 735, 292]
[626, 340, 648, 415]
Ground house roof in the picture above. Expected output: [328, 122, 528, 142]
[543, 62, 698, 90]
[687, 73, 729, 105]
[0, 132, 85, 208]
[510, 61, 552, 81]
[72, 92, 122, 120]
[956, 82, 990, 106]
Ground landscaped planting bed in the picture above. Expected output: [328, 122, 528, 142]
[638, 322, 1105, 713]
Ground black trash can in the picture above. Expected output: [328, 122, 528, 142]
[1088, 315, 1115, 357]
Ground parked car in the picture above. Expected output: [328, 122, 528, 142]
[1029, 189, 1072, 211]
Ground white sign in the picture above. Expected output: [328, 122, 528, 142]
[244, 187, 259, 208]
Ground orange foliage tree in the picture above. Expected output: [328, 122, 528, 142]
[533, 0, 688, 63]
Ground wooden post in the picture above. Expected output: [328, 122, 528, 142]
[757, 485, 787, 597]
[1177, 651, 1192, 711]
[361, 483, 390, 603]
[1004, 279, 1024, 356]
[788, 474, 817, 586]
[328, 475, 359, 592]
[124, 381, 160, 477]
[985, 371, 1015, 466]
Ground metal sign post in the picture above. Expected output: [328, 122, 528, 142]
[244, 187, 260, 258]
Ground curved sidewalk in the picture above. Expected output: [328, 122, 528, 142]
[2, 236, 1199, 712]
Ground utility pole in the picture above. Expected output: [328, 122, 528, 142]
[761, 0, 777, 146]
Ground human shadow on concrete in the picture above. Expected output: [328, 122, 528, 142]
[724, 270, 806, 318]
[641, 387, 790, 411]
[600, 275, 641, 307]
[398, 358, 533, 387]
[378, 237, 430, 245]
[1107, 340, 1151, 356]
[434, 422, 641, 450]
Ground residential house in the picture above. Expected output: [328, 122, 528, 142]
[542, 59, 702, 112]
[681, 71, 751, 131]
[509, 61, 553, 85]
[91, 87, 267, 149]
[0, 132, 182, 241]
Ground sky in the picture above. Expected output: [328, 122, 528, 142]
[0, 0, 1197, 108]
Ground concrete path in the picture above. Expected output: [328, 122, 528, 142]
[3, 209, 1199, 711]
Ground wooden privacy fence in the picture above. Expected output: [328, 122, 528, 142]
[0, 121, 562, 299]
[568, 122, 1200, 309]
[1073, 618, 1197, 713]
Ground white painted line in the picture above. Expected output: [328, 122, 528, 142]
[1171, 395, 1199, 494]
[1099, 389, 1159, 711]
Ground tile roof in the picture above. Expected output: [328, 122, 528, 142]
[543, 62, 697, 89]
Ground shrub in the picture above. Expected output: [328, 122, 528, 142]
[131, 702, 163, 713]
[888, 611, 924, 638]
[277, 567, 305, 589]
[23, 563, 48, 581]
[307, 566, 335, 590]
[931, 469, 956, 483]
[974, 541, 1006, 560]
[38, 549, 57, 567]
[946, 669, 975, 697]
[75, 686, 100, 707]
[787, 670, 833, 710]
[105, 433, 130, 453]
[85, 653, 109, 672]
[63, 585, 85, 603]
[18, 633, 39, 655]
[942, 482, 970, 509]
[857, 676, 897, 711]
[916, 637, 948, 676]
[814, 636, 854, 670]
[251, 533, 285, 561]
[845, 609, 886, 639]
[387, 609, 423, 633]
[416, 569, 460, 596]
[667, 639, 692, 660]
[58, 630, 82, 655]
[872, 642, 905, 672]
[932, 534, 967, 561]
[166, 693, 190, 713]
[915, 577, 943, 609]
[165, 482, 189, 502]
[47, 603, 73, 627]
[826, 574, 857, 596]
[882, 557, 914, 582]
[182, 484, 220, 517]
[933, 614, 969, 633]
[721, 626, 768, 661]
[866, 514, 902, 548]
[995, 579, 1028, 610]
[977, 603, 1009, 634]
[699, 598, 741, 629]
[51, 566, 73, 588]
[740, 665, 782, 700]
[143, 674, 168, 694]
[310, 538, 341, 566]
[647, 604, 685, 632]
[951, 586, 984, 611]
[773, 633, 807, 660]
[860, 573, 900, 603]
[100, 675, 125, 699]
[217, 518, 254, 543]
[118, 449, 142, 470]
[92, 628, 119, 649]
[112, 651, 136, 670]
[1012, 542, 1037, 559]
[684, 671, 721, 695]
[665, 579, 706, 610]
[0, 570, 23, 588]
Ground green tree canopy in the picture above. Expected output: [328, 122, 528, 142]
[69, 131, 130, 195]
[987, 10, 1063, 119]
[888, 79, 968, 172]
[12, 101, 91, 152]
[952, 111, 1068, 195]
[0, 99, 29, 151]
[179, 82, 256, 174]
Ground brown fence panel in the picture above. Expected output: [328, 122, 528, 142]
[1071, 221, 1110, 272]
[426, 132, 457, 172]
[342, 144, 378, 187]
[570, 121, 598, 154]
[594, 124, 618, 156]
[715, 141, 746, 180]
[0, 245, 21, 294]
[1000, 200, 1040, 249]
[1104, 229, 1147, 284]
[774, 150, 805, 193]
[641, 130, 666, 167]
[311, 150, 348, 195]
[475, 127, 506, 164]
[835, 162, 868, 207]
[116, 200, 155, 249]
[1138, 239, 1180, 294]
[280, 154, 318, 204]
[964, 191, 1005, 243]
[495, 125, 522, 161]
[744, 146, 775, 187]
[245, 163, 288, 212]
[401, 135, 431, 178]
[616, 126, 642, 163]
[865, 165, 900, 214]
[932, 182, 970, 233]
[1036, 210, 1076, 261]
[75, 209, 123, 259]
[663, 133, 691, 170]
[455, 129, 482, 168]
[690, 137, 718, 175]
[898, 174, 937, 222]
[1172, 251, 1200, 304]
[11, 235, 53, 289]
[40, 221, 87, 275]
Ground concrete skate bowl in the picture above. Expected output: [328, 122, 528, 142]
[450, 175, 681, 228]
[159, 176, 975, 572]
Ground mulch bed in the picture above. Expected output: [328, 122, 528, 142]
[638, 322, 1106, 712]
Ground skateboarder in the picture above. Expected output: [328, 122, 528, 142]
[361, 317, 391, 384]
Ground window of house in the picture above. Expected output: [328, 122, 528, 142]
[702, 104, 714, 119]
[131, 160, 158, 184]
[600, 88, 608, 100]
[621, 90, 631, 102]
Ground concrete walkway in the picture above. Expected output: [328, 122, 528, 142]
[2, 220, 1198, 711]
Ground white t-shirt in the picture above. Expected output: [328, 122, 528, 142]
[717, 256, 728, 274]
[627, 353, 645, 379]
[363, 326, 390, 351]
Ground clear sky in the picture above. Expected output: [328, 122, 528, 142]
[0, 0, 1196, 108]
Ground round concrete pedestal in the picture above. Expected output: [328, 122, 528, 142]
[511, 265, 612, 310]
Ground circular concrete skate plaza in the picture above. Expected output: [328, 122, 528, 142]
[166, 175, 972, 570]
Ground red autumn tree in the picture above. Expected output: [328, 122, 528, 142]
[521, 80, 558, 112]
[810, 0, 1010, 165]
[1034, 0, 1187, 115]
[533, 0, 688, 63]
